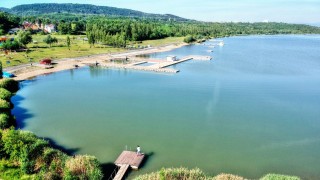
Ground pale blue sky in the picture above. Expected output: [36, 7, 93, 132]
[1, 0, 320, 23]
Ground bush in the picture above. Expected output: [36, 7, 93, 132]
[135, 167, 211, 180]
[0, 159, 24, 179]
[0, 88, 13, 100]
[0, 98, 11, 110]
[183, 35, 196, 43]
[215, 173, 244, 180]
[260, 174, 301, 180]
[1, 40, 22, 51]
[65, 155, 103, 180]
[0, 113, 11, 129]
[0, 61, 2, 79]
[0, 79, 19, 93]
[1, 129, 47, 161]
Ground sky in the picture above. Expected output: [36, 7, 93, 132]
[1, 0, 320, 24]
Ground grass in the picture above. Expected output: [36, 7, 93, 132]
[0, 35, 184, 68]
[134, 168, 302, 180]
[137, 37, 184, 47]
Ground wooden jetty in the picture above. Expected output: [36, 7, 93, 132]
[98, 55, 211, 74]
[113, 151, 145, 180]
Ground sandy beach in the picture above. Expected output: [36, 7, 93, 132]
[4, 43, 187, 81]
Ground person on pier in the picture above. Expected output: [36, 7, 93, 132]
[136, 145, 141, 155]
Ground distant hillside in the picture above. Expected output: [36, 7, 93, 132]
[1, 3, 188, 21]
[0, 7, 9, 12]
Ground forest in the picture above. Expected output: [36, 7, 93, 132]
[1, 4, 320, 48]
[2, 3, 186, 21]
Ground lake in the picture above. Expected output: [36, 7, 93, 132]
[12, 35, 320, 179]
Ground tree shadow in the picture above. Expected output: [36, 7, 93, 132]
[10, 94, 34, 129]
[139, 151, 154, 169]
[100, 162, 118, 180]
[43, 137, 80, 155]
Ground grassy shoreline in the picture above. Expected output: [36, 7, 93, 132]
[1, 35, 184, 68]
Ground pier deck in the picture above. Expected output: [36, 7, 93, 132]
[98, 55, 211, 73]
[112, 151, 145, 180]
[113, 164, 129, 180]
[115, 151, 145, 170]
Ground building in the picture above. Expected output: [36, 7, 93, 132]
[8, 28, 21, 34]
[23, 21, 40, 31]
[44, 24, 56, 33]
[167, 56, 177, 61]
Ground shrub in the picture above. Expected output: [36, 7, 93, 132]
[183, 35, 196, 43]
[135, 167, 211, 180]
[0, 88, 13, 100]
[0, 61, 2, 79]
[0, 98, 11, 110]
[0, 79, 19, 93]
[64, 155, 103, 179]
[0, 159, 24, 179]
[215, 173, 244, 180]
[1, 129, 47, 161]
[0, 113, 11, 129]
[260, 174, 301, 180]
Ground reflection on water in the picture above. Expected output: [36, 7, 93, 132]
[12, 35, 320, 179]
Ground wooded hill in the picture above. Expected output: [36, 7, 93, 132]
[1, 3, 188, 21]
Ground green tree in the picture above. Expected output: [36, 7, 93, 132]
[2, 40, 22, 51]
[183, 35, 196, 43]
[88, 33, 95, 48]
[0, 12, 20, 35]
[57, 22, 71, 34]
[0, 61, 2, 79]
[66, 36, 71, 50]
[43, 35, 58, 47]
[17, 30, 33, 47]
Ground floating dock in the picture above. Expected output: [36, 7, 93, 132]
[99, 55, 211, 73]
[113, 151, 145, 180]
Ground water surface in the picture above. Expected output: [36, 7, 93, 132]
[12, 35, 320, 179]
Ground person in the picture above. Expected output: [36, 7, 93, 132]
[136, 145, 141, 155]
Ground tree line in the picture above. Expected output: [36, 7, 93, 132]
[85, 18, 320, 47]
[1, 11, 320, 49]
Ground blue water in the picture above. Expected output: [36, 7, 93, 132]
[12, 35, 320, 179]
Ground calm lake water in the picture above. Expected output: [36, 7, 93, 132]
[12, 35, 320, 179]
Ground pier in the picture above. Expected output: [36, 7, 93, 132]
[99, 55, 211, 73]
[112, 151, 145, 180]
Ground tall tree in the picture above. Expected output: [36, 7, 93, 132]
[0, 61, 3, 79]
[43, 35, 58, 47]
[66, 36, 71, 50]
[17, 30, 33, 47]
[88, 33, 95, 48]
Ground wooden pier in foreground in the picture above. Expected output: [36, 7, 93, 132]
[113, 151, 145, 180]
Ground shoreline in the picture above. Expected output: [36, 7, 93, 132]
[4, 42, 188, 81]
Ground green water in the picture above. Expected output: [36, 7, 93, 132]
[12, 35, 320, 179]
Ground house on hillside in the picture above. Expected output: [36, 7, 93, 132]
[44, 24, 56, 33]
[22, 21, 41, 31]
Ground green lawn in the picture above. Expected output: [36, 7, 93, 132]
[0, 35, 184, 68]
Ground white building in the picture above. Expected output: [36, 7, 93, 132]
[167, 56, 177, 61]
[44, 24, 56, 33]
